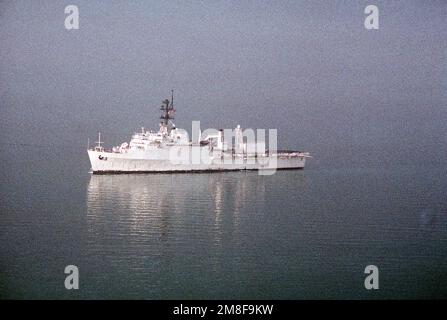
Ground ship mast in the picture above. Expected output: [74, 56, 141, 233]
[159, 90, 176, 133]
[95, 132, 103, 151]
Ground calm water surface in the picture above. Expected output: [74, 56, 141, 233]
[0, 147, 446, 299]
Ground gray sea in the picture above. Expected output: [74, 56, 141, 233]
[0, 145, 446, 299]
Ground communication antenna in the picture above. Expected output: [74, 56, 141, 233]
[95, 132, 103, 151]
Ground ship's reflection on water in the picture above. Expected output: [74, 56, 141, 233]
[86, 172, 267, 244]
[86, 172, 307, 298]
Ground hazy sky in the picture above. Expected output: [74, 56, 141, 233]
[0, 1, 446, 164]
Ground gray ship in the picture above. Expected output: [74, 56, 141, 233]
[88, 92, 310, 173]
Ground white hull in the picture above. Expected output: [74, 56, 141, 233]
[88, 149, 306, 173]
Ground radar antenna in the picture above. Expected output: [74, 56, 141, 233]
[160, 90, 176, 132]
